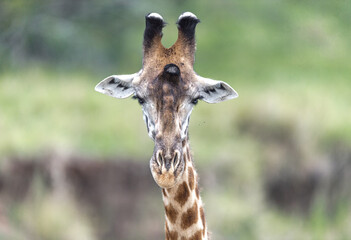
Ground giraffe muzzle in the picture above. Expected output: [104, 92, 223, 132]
[150, 148, 185, 189]
[155, 149, 181, 171]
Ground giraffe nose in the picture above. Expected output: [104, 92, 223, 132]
[156, 150, 181, 171]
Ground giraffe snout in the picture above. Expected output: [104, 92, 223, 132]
[155, 149, 181, 171]
[150, 148, 184, 189]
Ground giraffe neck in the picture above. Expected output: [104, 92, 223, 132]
[162, 141, 208, 240]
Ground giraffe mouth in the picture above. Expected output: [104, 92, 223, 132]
[149, 152, 185, 189]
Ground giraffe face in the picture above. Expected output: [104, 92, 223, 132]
[95, 12, 238, 189]
[136, 64, 197, 188]
[135, 64, 196, 141]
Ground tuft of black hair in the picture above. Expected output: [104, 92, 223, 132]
[144, 13, 166, 48]
[176, 14, 200, 40]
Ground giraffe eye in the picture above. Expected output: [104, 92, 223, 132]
[132, 95, 145, 105]
[191, 97, 201, 105]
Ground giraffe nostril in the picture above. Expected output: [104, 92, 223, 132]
[173, 151, 181, 169]
[156, 150, 163, 167]
[154, 149, 182, 171]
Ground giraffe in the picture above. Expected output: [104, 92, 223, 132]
[95, 12, 238, 240]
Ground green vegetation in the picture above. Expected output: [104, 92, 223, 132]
[0, 68, 153, 158]
[1, 66, 350, 239]
[1, 68, 349, 161]
[1, 0, 351, 239]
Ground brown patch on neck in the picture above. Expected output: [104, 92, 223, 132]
[200, 207, 206, 237]
[189, 230, 203, 240]
[174, 181, 190, 206]
[162, 188, 168, 197]
[183, 145, 190, 169]
[166, 230, 178, 240]
[181, 201, 198, 229]
[165, 204, 178, 224]
[195, 184, 200, 199]
[188, 167, 195, 190]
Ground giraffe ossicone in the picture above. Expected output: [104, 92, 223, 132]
[178, 12, 198, 20]
[95, 12, 238, 240]
[148, 12, 164, 20]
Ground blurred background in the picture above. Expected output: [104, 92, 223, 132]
[1, 0, 351, 239]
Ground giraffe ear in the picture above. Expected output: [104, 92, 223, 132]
[95, 73, 139, 98]
[196, 75, 238, 103]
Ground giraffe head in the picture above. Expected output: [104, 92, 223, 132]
[95, 12, 238, 189]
